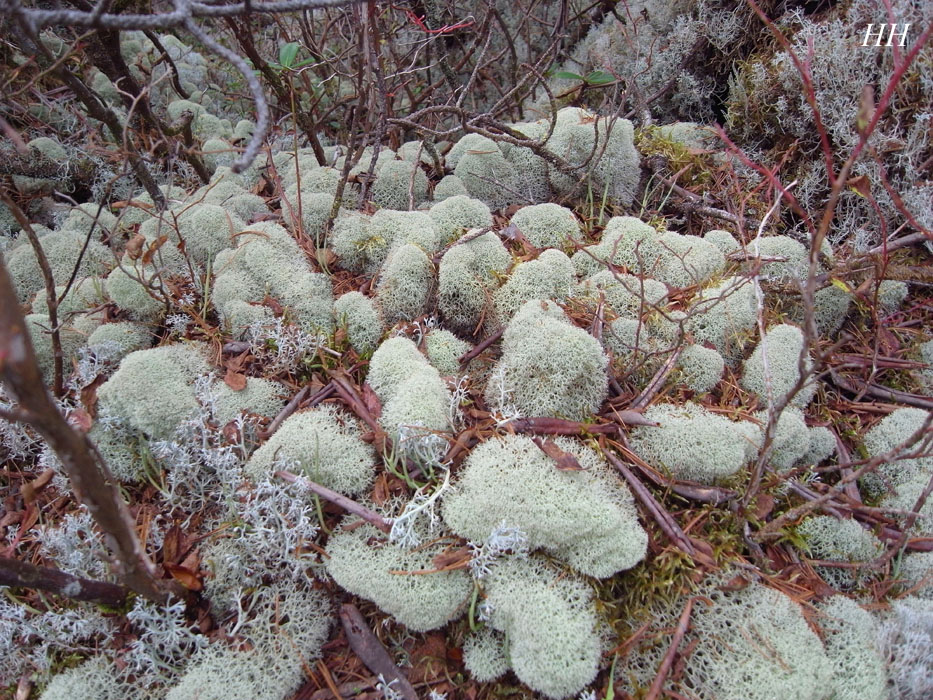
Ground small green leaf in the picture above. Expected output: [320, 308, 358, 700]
[292, 57, 318, 69]
[553, 70, 584, 81]
[278, 42, 300, 69]
[585, 70, 616, 85]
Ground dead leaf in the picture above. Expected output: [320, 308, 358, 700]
[165, 563, 203, 591]
[361, 383, 382, 419]
[754, 493, 775, 521]
[68, 408, 93, 432]
[847, 174, 872, 199]
[262, 294, 285, 317]
[223, 368, 247, 391]
[80, 373, 107, 418]
[371, 472, 390, 506]
[141, 235, 168, 265]
[531, 437, 584, 471]
[162, 524, 183, 565]
[20, 504, 38, 537]
[431, 547, 472, 571]
[125, 233, 146, 260]
[21, 469, 55, 505]
[718, 574, 750, 592]
[222, 420, 241, 444]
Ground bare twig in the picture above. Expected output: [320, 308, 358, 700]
[0, 556, 127, 607]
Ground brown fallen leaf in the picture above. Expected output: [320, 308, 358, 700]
[162, 523, 183, 565]
[68, 408, 93, 433]
[21, 468, 55, 505]
[141, 235, 168, 265]
[432, 546, 472, 571]
[361, 383, 382, 419]
[125, 233, 146, 260]
[165, 563, 203, 591]
[531, 437, 584, 471]
[223, 368, 247, 391]
[262, 294, 285, 317]
[80, 373, 108, 418]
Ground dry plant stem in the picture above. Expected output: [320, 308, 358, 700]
[458, 326, 504, 364]
[276, 470, 391, 533]
[630, 344, 683, 411]
[829, 369, 933, 411]
[758, 412, 933, 541]
[505, 417, 617, 436]
[339, 603, 418, 700]
[0, 556, 127, 607]
[0, 193, 63, 397]
[0, 255, 174, 603]
[604, 449, 697, 557]
[645, 597, 695, 700]
[258, 384, 312, 439]
[143, 30, 190, 99]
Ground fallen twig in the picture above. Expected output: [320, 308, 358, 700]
[0, 556, 127, 607]
[604, 449, 697, 558]
[645, 598, 695, 700]
[505, 417, 617, 436]
[339, 603, 418, 700]
[459, 326, 504, 365]
[276, 470, 391, 534]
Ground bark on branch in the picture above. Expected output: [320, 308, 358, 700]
[0, 556, 128, 607]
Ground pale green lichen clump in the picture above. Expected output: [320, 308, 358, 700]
[797, 515, 883, 590]
[486, 300, 609, 420]
[437, 231, 511, 333]
[485, 300, 608, 420]
[325, 517, 472, 632]
[624, 577, 833, 700]
[741, 324, 817, 408]
[491, 249, 573, 326]
[366, 337, 452, 458]
[480, 556, 602, 699]
[817, 596, 888, 700]
[376, 243, 435, 325]
[442, 434, 647, 578]
[427, 195, 493, 241]
[212, 377, 285, 425]
[423, 328, 470, 376]
[862, 408, 933, 536]
[97, 343, 210, 439]
[371, 158, 429, 210]
[166, 585, 331, 700]
[676, 344, 724, 393]
[630, 402, 760, 484]
[87, 321, 152, 359]
[334, 291, 383, 354]
[245, 406, 375, 496]
[509, 203, 581, 249]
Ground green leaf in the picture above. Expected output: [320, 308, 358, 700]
[292, 57, 318, 69]
[278, 42, 300, 69]
[585, 70, 616, 86]
[552, 70, 584, 81]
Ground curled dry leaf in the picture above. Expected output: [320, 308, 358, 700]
[531, 436, 584, 471]
[223, 368, 247, 391]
